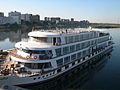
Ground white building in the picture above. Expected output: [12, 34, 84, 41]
[8, 11, 21, 24]
[0, 16, 14, 25]
[0, 12, 4, 17]
[21, 14, 32, 22]
[61, 19, 70, 22]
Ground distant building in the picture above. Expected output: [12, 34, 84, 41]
[79, 20, 90, 28]
[0, 12, 4, 17]
[71, 18, 74, 22]
[0, 12, 15, 25]
[8, 11, 21, 24]
[0, 17, 13, 25]
[44, 17, 51, 21]
[61, 19, 70, 22]
[31, 15, 40, 23]
[21, 14, 32, 22]
[51, 17, 60, 23]
[44, 17, 60, 24]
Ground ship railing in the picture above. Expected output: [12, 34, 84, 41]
[0, 68, 41, 77]
[10, 50, 50, 60]
[34, 28, 96, 34]
[0, 63, 40, 76]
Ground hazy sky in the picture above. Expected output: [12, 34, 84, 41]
[1, 0, 120, 23]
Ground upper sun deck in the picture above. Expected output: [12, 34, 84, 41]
[28, 28, 97, 37]
[28, 31, 61, 37]
[15, 28, 110, 50]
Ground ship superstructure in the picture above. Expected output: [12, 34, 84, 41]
[0, 28, 113, 86]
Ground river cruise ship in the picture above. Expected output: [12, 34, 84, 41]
[0, 28, 113, 86]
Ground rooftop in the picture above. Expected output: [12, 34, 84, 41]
[28, 28, 97, 37]
[28, 31, 61, 37]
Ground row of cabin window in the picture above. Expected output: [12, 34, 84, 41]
[24, 62, 52, 69]
[56, 36, 109, 57]
[97, 43, 107, 49]
[56, 49, 90, 67]
[20, 49, 53, 58]
[98, 36, 109, 43]
[56, 40, 95, 57]
[65, 32, 98, 44]
[21, 49, 52, 55]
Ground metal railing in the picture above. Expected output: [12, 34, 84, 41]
[32, 28, 96, 34]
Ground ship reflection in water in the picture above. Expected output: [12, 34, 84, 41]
[0, 85, 28, 90]
[19, 49, 112, 90]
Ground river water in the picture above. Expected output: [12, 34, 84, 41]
[0, 28, 119, 90]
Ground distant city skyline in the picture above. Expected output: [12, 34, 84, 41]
[1, 0, 120, 23]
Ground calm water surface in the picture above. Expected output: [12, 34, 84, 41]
[0, 28, 120, 90]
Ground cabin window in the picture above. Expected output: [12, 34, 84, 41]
[57, 37, 61, 44]
[65, 37, 69, 44]
[88, 41, 90, 47]
[77, 52, 81, 59]
[30, 37, 47, 42]
[75, 35, 79, 42]
[63, 46, 69, 55]
[70, 45, 75, 52]
[56, 58, 63, 67]
[84, 42, 90, 48]
[91, 33, 94, 39]
[64, 56, 70, 64]
[81, 42, 85, 49]
[86, 49, 89, 56]
[22, 49, 30, 53]
[25, 62, 52, 69]
[34, 50, 45, 54]
[65, 36, 80, 44]
[69, 36, 74, 43]
[71, 54, 76, 61]
[21, 49, 52, 59]
[44, 63, 52, 68]
[55, 48, 62, 57]
[89, 33, 92, 39]
[76, 44, 81, 50]
[53, 37, 56, 45]
[86, 34, 89, 40]
[80, 34, 83, 41]
[91, 40, 94, 45]
[25, 63, 39, 69]
[82, 50, 86, 57]
[83, 34, 87, 40]
[38, 50, 52, 59]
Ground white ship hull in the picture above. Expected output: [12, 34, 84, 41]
[0, 45, 113, 86]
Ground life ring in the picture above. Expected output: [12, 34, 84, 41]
[34, 56, 37, 59]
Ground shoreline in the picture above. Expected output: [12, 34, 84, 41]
[91, 23, 120, 29]
[0, 23, 120, 31]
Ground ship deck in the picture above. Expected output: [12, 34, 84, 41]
[10, 49, 48, 60]
[33, 28, 95, 34]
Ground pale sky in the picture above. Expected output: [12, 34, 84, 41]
[0, 0, 120, 23]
